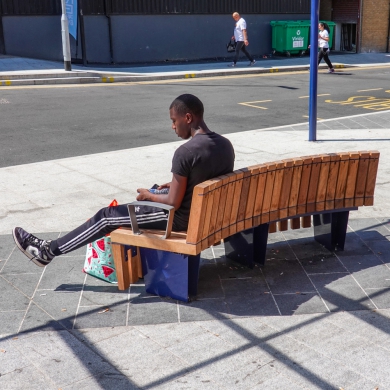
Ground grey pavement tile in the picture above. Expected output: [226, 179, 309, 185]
[81, 279, 127, 307]
[179, 299, 231, 322]
[261, 259, 316, 294]
[0, 338, 30, 374]
[364, 239, 390, 264]
[62, 372, 139, 390]
[345, 377, 383, 390]
[325, 310, 390, 345]
[152, 372, 225, 390]
[32, 289, 81, 329]
[166, 331, 236, 366]
[196, 264, 224, 299]
[265, 242, 296, 261]
[314, 335, 390, 386]
[222, 279, 280, 317]
[135, 322, 207, 348]
[335, 233, 372, 257]
[250, 372, 307, 389]
[197, 317, 278, 348]
[19, 302, 65, 333]
[273, 293, 329, 315]
[264, 313, 327, 334]
[75, 303, 128, 329]
[13, 330, 115, 388]
[1, 272, 42, 298]
[0, 234, 15, 261]
[70, 325, 132, 346]
[0, 310, 26, 337]
[127, 297, 179, 326]
[203, 358, 280, 390]
[348, 218, 390, 240]
[287, 239, 333, 258]
[309, 273, 375, 312]
[299, 253, 345, 274]
[0, 277, 31, 311]
[216, 260, 264, 279]
[365, 288, 390, 310]
[38, 255, 86, 290]
[0, 363, 57, 390]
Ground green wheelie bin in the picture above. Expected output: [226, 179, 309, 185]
[270, 20, 310, 56]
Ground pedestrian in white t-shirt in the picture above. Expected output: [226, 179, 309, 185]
[229, 12, 256, 67]
[318, 22, 334, 73]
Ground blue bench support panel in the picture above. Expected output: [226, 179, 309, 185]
[313, 210, 350, 251]
[139, 248, 201, 302]
[224, 223, 270, 268]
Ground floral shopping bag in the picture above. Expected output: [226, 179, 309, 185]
[83, 200, 118, 284]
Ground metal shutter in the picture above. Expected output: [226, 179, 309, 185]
[332, 0, 359, 23]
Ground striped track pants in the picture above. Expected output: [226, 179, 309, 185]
[50, 204, 168, 255]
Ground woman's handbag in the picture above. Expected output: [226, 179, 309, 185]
[226, 39, 236, 53]
[83, 199, 118, 284]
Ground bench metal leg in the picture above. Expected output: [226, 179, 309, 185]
[224, 223, 269, 268]
[139, 248, 201, 302]
[313, 211, 350, 251]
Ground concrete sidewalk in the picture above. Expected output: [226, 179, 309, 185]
[1, 106, 390, 389]
[1, 51, 390, 85]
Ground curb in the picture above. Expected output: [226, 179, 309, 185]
[0, 64, 353, 86]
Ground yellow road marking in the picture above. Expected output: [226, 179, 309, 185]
[325, 95, 390, 111]
[238, 100, 272, 110]
[299, 94, 331, 98]
[0, 64, 389, 90]
[357, 88, 383, 92]
[302, 115, 325, 120]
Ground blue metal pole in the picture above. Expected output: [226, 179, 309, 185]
[309, 0, 319, 141]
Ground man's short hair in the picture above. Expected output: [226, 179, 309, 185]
[170, 94, 204, 118]
[233, 12, 240, 17]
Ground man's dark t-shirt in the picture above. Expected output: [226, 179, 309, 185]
[171, 132, 235, 231]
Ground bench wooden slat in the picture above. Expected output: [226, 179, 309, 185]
[297, 156, 313, 215]
[111, 228, 199, 255]
[112, 243, 129, 290]
[269, 221, 277, 233]
[214, 174, 230, 243]
[252, 164, 267, 226]
[200, 180, 217, 251]
[221, 172, 239, 240]
[344, 152, 360, 208]
[306, 156, 322, 213]
[244, 166, 260, 230]
[325, 153, 340, 210]
[260, 163, 277, 224]
[236, 169, 252, 233]
[288, 158, 303, 216]
[364, 151, 380, 206]
[228, 170, 245, 237]
[278, 159, 294, 219]
[334, 152, 350, 209]
[290, 217, 301, 229]
[301, 215, 311, 228]
[270, 161, 286, 221]
[278, 219, 288, 231]
[315, 154, 331, 211]
[354, 151, 371, 207]
[207, 179, 223, 247]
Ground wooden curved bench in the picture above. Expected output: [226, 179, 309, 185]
[111, 150, 380, 301]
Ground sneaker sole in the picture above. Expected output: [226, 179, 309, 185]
[12, 228, 47, 267]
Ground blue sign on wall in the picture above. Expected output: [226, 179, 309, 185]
[66, 0, 78, 39]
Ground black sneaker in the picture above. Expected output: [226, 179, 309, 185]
[12, 227, 55, 267]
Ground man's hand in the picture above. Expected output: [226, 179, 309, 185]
[157, 182, 171, 190]
[136, 188, 152, 201]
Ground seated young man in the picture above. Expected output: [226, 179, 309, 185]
[13, 93, 235, 266]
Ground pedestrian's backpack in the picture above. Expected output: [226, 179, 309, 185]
[83, 199, 118, 284]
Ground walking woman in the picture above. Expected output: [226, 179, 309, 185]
[318, 22, 335, 73]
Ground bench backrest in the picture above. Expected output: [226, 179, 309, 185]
[186, 151, 380, 249]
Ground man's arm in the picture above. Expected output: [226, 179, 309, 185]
[242, 28, 249, 45]
[136, 173, 187, 210]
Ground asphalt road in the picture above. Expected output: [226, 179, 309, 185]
[1, 66, 390, 168]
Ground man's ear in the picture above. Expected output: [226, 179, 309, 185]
[185, 113, 193, 123]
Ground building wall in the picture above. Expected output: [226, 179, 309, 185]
[319, 0, 332, 21]
[361, 0, 390, 52]
[2, 13, 309, 64]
